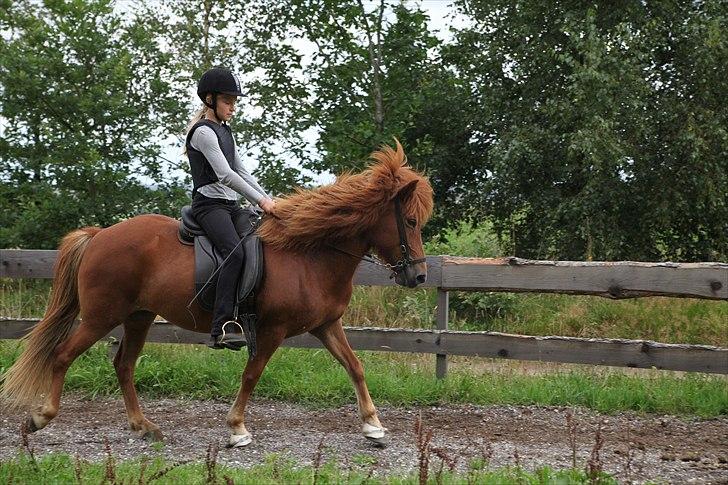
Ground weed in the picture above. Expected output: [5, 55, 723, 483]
[205, 442, 218, 484]
[431, 445, 457, 485]
[103, 438, 116, 485]
[19, 423, 37, 472]
[414, 413, 433, 485]
[74, 455, 83, 484]
[566, 409, 578, 469]
[586, 420, 606, 483]
[312, 436, 326, 485]
[137, 456, 149, 485]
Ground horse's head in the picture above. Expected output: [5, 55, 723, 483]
[366, 142, 434, 288]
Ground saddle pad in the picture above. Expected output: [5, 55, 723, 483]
[190, 207, 265, 313]
[194, 234, 264, 313]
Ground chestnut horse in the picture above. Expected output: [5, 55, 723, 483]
[1, 141, 433, 447]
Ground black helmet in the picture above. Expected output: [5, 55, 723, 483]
[197, 67, 243, 107]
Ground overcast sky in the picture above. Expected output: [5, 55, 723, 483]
[131, 1, 468, 189]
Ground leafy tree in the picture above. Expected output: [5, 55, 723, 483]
[449, 0, 727, 261]
[235, 0, 479, 231]
[160, 0, 311, 196]
[0, 0, 187, 248]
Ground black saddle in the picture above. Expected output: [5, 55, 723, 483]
[178, 205, 265, 317]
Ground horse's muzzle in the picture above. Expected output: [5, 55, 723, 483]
[395, 263, 427, 288]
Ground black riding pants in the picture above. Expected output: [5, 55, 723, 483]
[191, 195, 247, 336]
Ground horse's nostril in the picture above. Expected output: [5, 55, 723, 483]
[416, 274, 426, 284]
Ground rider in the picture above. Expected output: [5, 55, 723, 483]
[186, 67, 276, 350]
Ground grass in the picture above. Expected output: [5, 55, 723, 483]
[0, 279, 51, 319]
[344, 286, 728, 346]
[0, 451, 616, 485]
[1, 340, 726, 417]
[3, 278, 726, 346]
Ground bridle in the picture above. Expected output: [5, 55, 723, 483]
[327, 193, 426, 279]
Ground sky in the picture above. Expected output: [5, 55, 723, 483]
[151, 0, 469, 189]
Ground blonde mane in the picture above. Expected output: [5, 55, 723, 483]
[258, 141, 434, 252]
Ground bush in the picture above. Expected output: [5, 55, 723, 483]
[425, 221, 519, 327]
[424, 220, 504, 258]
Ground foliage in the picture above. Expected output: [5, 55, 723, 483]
[424, 220, 503, 258]
[448, 0, 728, 260]
[1, 0, 725, 260]
[233, 0, 481, 233]
[159, 0, 311, 196]
[0, 0, 188, 248]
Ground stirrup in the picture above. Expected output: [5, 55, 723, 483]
[208, 321, 246, 351]
[221, 320, 244, 338]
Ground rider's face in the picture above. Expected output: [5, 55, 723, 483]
[207, 94, 237, 122]
[217, 94, 237, 121]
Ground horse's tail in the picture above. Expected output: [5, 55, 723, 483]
[1, 227, 101, 409]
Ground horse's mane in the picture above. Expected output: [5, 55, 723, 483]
[258, 141, 434, 252]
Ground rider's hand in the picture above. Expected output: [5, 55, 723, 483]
[259, 198, 278, 218]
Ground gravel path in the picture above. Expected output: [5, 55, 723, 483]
[2, 395, 727, 483]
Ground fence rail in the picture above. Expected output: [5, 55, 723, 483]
[2, 250, 727, 376]
[2, 318, 725, 374]
[3, 250, 727, 299]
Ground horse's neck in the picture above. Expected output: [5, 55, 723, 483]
[313, 238, 370, 291]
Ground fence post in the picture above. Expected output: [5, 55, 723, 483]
[435, 288, 449, 379]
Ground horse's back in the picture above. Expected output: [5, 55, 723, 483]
[75, 213, 201, 328]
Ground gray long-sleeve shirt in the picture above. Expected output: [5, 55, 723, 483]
[190, 126, 269, 205]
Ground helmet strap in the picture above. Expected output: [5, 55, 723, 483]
[211, 93, 221, 123]
[202, 93, 224, 124]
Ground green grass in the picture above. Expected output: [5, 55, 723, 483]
[2, 341, 726, 417]
[343, 287, 728, 346]
[0, 278, 52, 319]
[447, 293, 728, 346]
[0, 452, 616, 484]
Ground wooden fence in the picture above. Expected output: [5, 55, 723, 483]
[2, 249, 727, 376]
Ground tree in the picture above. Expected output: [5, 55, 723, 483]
[160, 0, 312, 196]
[0, 0, 187, 248]
[449, 0, 727, 261]
[234, 0, 479, 231]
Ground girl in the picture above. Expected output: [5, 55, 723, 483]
[185, 67, 276, 350]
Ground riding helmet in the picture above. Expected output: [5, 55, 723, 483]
[197, 67, 243, 107]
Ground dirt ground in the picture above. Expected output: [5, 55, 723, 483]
[1, 394, 727, 483]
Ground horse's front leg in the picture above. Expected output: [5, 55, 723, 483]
[226, 328, 284, 447]
[311, 319, 387, 446]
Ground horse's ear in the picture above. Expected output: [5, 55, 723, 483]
[395, 179, 418, 201]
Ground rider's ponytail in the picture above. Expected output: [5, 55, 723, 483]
[184, 105, 208, 153]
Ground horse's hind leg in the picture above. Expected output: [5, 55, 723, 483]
[311, 319, 387, 445]
[113, 311, 162, 441]
[28, 315, 121, 432]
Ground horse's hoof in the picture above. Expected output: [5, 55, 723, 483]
[365, 435, 388, 448]
[228, 433, 252, 448]
[23, 416, 39, 433]
[142, 429, 164, 442]
[362, 423, 386, 439]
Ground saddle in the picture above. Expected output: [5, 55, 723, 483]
[178, 205, 265, 356]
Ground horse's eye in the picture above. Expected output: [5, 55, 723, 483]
[406, 218, 417, 228]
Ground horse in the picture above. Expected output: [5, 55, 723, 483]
[1, 141, 434, 448]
